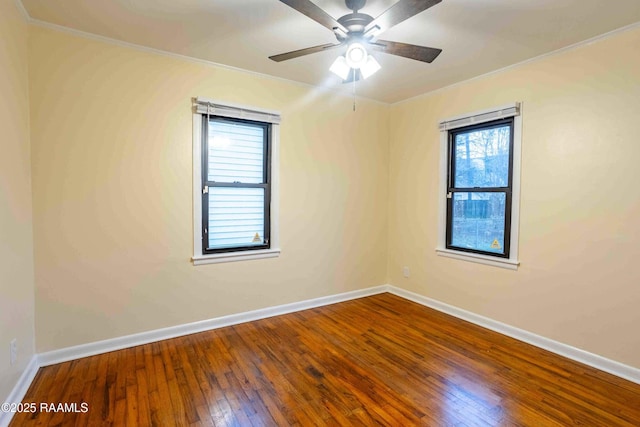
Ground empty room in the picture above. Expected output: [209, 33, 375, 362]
[1, 0, 640, 425]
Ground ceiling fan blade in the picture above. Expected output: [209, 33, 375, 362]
[279, 0, 348, 33]
[365, 0, 442, 35]
[269, 43, 343, 62]
[370, 40, 442, 63]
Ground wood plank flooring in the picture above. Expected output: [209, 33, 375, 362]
[10, 293, 640, 426]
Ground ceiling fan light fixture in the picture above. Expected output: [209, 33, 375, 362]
[329, 55, 351, 80]
[270, 0, 444, 85]
[345, 42, 367, 68]
[360, 55, 381, 79]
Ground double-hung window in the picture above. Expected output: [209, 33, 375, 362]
[437, 103, 522, 269]
[192, 98, 280, 265]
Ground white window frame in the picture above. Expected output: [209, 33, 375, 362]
[436, 103, 522, 270]
[192, 98, 281, 265]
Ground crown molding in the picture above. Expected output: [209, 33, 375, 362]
[393, 20, 640, 106]
[12, 0, 30, 22]
[27, 18, 386, 106]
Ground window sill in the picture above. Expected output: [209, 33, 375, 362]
[435, 248, 519, 270]
[192, 248, 281, 265]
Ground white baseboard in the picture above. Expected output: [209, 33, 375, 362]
[38, 285, 389, 367]
[0, 355, 40, 427]
[6, 282, 639, 425]
[387, 285, 640, 385]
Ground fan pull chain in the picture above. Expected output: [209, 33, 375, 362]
[352, 75, 357, 112]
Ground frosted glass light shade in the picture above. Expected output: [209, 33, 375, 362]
[330, 45, 381, 80]
[345, 43, 367, 69]
[329, 56, 351, 80]
[360, 55, 381, 79]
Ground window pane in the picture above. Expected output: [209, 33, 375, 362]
[450, 192, 506, 254]
[208, 120, 264, 184]
[454, 125, 510, 188]
[208, 187, 265, 249]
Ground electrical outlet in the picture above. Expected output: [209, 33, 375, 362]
[10, 339, 17, 365]
[402, 266, 410, 278]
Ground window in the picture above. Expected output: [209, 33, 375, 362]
[192, 98, 280, 265]
[447, 118, 513, 257]
[437, 103, 522, 269]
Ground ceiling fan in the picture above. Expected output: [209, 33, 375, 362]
[270, 0, 443, 82]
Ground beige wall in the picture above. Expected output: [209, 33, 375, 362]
[15, 12, 640, 375]
[388, 27, 640, 368]
[0, 0, 35, 401]
[29, 26, 389, 352]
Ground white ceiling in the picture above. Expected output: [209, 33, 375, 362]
[21, 0, 640, 103]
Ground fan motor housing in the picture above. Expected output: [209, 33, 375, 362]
[337, 13, 374, 34]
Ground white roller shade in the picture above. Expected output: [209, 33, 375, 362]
[208, 187, 266, 249]
[194, 97, 281, 124]
[207, 120, 265, 184]
[439, 103, 520, 131]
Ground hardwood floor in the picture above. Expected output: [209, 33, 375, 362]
[10, 293, 640, 426]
